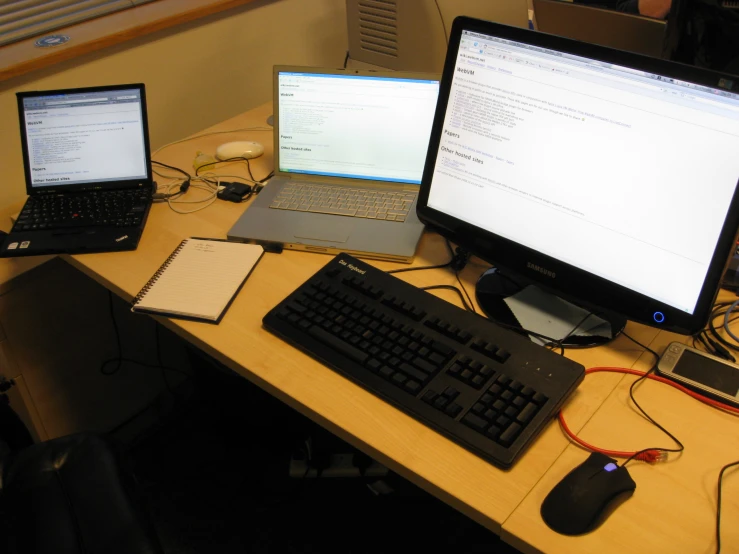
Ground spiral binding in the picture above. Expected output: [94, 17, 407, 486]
[132, 239, 189, 306]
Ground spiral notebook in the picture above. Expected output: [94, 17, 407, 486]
[132, 238, 264, 323]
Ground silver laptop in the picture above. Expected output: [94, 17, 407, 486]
[533, 0, 668, 58]
[226, 66, 440, 263]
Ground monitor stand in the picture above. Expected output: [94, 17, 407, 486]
[475, 267, 626, 348]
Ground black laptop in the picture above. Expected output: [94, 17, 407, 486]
[1, 84, 154, 258]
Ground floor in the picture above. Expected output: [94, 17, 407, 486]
[121, 353, 523, 554]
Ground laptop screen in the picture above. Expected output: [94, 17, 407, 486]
[20, 86, 149, 190]
[276, 71, 439, 184]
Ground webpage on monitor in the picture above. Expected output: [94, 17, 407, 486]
[428, 31, 739, 313]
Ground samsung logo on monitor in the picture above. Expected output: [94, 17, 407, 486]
[527, 262, 556, 279]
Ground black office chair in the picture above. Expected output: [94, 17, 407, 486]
[0, 397, 163, 554]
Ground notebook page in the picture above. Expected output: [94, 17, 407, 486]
[134, 239, 264, 320]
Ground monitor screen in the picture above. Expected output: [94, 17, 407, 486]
[275, 69, 439, 184]
[18, 86, 149, 191]
[418, 17, 739, 335]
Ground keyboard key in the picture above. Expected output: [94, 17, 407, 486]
[499, 422, 522, 445]
[533, 392, 548, 405]
[517, 403, 539, 424]
[422, 390, 437, 404]
[445, 403, 463, 418]
[405, 380, 422, 394]
[462, 413, 488, 432]
[399, 363, 429, 383]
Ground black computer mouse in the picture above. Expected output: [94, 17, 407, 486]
[540, 452, 636, 535]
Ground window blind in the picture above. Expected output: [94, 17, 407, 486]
[0, 0, 156, 47]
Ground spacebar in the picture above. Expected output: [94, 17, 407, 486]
[306, 206, 357, 216]
[307, 326, 368, 363]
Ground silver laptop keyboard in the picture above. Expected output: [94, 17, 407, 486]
[268, 183, 416, 222]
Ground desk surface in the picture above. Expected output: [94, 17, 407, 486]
[55, 102, 737, 550]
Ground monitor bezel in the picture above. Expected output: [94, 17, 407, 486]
[16, 83, 153, 195]
[416, 16, 739, 335]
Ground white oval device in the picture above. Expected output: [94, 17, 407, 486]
[215, 141, 264, 160]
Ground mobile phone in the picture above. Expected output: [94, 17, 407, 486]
[657, 342, 739, 408]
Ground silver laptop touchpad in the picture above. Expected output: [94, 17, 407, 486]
[294, 220, 351, 243]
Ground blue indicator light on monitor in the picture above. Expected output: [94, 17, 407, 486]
[653, 311, 665, 323]
[604, 463, 618, 472]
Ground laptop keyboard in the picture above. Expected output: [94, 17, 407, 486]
[268, 183, 416, 221]
[14, 189, 150, 231]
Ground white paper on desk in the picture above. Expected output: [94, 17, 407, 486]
[504, 285, 612, 346]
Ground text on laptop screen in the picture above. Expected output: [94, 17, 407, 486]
[22, 88, 148, 188]
[427, 31, 739, 314]
[277, 72, 439, 184]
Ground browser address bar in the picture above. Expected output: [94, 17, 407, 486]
[45, 98, 108, 105]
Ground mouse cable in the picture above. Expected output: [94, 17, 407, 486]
[716, 459, 739, 554]
[558, 366, 739, 463]
[194, 156, 268, 184]
[618, 333, 685, 464]
[151, 126, 273, 159]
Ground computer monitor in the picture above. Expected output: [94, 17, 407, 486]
[417, 16, 739, 339]
[345, 0, 530, 72]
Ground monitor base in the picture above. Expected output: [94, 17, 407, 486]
[475, 267, 626, 348]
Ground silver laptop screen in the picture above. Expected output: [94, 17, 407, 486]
[428, 30, 739, 314]
[22, 88, 148, 189]
[277, 72, 439, 184]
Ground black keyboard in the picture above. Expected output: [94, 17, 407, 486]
[14, 189, 151, 232]
[264, 253, 585, 469]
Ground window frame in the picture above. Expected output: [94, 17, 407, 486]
[0, 0, 258, 83]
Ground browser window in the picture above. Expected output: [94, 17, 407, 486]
[277, 72, 439, 184]
[22, 89, 148, 188]
[428, 31, 739, 313]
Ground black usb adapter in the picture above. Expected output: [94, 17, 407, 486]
[217, 182, 252, 203]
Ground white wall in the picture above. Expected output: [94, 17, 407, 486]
[0, 0, 348, 211]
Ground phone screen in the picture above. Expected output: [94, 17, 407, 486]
[673, 350, 739, 396]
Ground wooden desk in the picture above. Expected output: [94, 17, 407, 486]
[61, 102, 674, 535]
[502, 313, 739, 553]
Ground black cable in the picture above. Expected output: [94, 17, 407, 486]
[694, 302, 739, 361]
[454, 269, 476, 314]
[152, 160, 190, 179]
[152, 160, 192, 198]
[100, 290, 193, 382]
[707, 303, 739, 352]
[547, 312, 596, 356]
[388, 240, 456, 274]
[716, 460, 739, 554]
[155, 323, 173, 395]
[420, 284, 476, 313]
[343, 50, 350, 68]
[388, 260, 453, 274]
[617, 332, 684, 466]
[433, 0, 449, 46]
[244, 157, 256, 182]
[622, 331, 661, 361]
[194, 157, 272, 193]
[101, 290, 123, 375]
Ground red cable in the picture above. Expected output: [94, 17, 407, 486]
[558, 366, 739, 462]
